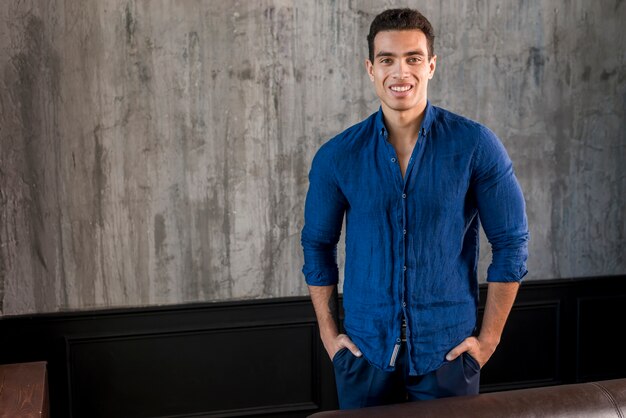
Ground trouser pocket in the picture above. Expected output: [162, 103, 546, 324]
[431, 353, 480, 397]
[462, 352, 480, 374]
[332, 347, 349, 365]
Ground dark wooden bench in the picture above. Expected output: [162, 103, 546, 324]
[0, 362, 50, 418]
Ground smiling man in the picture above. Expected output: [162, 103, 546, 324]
[301, 8, 529, 409]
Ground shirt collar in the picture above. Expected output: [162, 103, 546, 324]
[375, 100, 434, 139]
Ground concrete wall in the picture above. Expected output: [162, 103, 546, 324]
[1, 0, 624, 316]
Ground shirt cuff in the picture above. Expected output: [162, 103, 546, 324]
[303, 269, 339, 286]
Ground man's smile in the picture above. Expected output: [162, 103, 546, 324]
[389, 84, 413, 92]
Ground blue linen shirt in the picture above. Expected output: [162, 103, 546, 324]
[301, 102, 529, 375]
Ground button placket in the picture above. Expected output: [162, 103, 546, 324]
[401, 164, 410, 356]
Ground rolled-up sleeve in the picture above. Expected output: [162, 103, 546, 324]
[471, 127, 529, 282]
[301, 143, 348, 286]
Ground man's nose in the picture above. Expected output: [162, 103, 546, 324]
[393, 60, 410, 78]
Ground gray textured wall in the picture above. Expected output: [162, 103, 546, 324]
[1, 0, 624, 316]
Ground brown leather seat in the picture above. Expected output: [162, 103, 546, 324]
[0, 362, 50, 418]
[309, 378, 626, 418]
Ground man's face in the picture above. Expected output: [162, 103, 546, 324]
[366, 30, 436, 115]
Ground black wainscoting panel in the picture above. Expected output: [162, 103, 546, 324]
[0, 298, 333, 418]
[577, 294, 626, 382]
[68, 325, 318, 417]
[480, 300, 560, 391]
[0, 275, 624, 418]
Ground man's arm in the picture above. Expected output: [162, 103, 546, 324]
[446, 281, 519, 366]
[308, 284, 362, 360]
[301, 144, 361, 360]
[447, 128, 529, 366]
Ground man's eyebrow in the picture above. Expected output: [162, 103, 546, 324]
[375, 50, 425, 58]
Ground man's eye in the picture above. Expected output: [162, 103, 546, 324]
[380, 58, 392, 64]
[408, 57, 421, 63]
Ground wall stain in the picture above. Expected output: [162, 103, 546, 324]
[581, 66, 591, 81]
[137, 63, 151, 84]
[195, 202, 211, 299]
[154, 214, 166, 260]
[125, 2, 136, 45]
[11, 14, 64, 312]
[28, 11, 68, 309]
[527, 47, 546, 86]
[239, 67, 253, 81]
[93, 124, 107, 228]
[221, 114, 233, 289]
[600, 69, 616, 81]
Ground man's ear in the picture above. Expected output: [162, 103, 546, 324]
[428, 55, 437, 79]
[365, 59, 375, 82]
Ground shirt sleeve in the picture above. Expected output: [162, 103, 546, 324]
[471, 127, 530, 282]
[301, 143, 348, 286]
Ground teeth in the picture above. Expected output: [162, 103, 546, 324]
[391, 85, 411, 92]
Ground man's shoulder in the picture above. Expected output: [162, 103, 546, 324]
[318, 111, 378, 153]
[429, 105, 504, 153]
[431, 105, 491, 135]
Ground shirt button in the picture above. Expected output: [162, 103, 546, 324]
[391, 157, 396, 163]
[402, 193, 407, 199]
[403, 229, 407, 235]
[396, 338, 401, 343]
[403, 266, 407, 272]
[402, 301, 407, 307]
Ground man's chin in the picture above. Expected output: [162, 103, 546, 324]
[383, 102, 419, 113]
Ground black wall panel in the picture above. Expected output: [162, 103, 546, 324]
[480, 300, 561, 391]
[577, 295, 626, 381]
[68, 325, 318, 417]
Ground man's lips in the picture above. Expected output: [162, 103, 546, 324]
[388, 84, 413, 96]
[389, 84, 413, 92]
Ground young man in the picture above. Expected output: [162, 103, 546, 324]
[301, 8, 529, 409]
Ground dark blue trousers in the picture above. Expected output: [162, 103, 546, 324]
[332, 343, 480, 409]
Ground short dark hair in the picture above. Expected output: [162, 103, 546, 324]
[367, 8, 435, 62]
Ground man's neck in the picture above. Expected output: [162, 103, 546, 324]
[381, 102, 427, 145]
